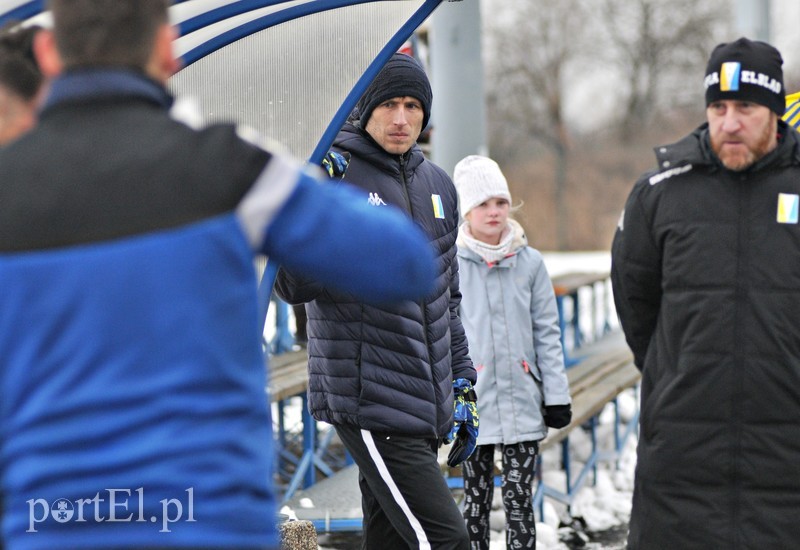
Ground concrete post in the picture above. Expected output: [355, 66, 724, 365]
[735, 0, 771, 41]
[429, 1, 487, 176]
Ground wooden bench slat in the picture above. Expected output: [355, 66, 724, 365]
[551, 271, 609, 296]
[541, 361, 640, 450]
[566, 349, 634, 396]
[269, 349, 308, 369]
[267, 350, 310, 402]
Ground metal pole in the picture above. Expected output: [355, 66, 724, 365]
[735, 0, 771, 41]
[429, 0, 488, 176]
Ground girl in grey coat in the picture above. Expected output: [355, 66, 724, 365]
[453, 155, 572, 550]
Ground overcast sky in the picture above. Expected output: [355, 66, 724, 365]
[770, 0, 800, 80]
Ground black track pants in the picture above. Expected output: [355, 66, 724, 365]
[335, 425, 469, 550]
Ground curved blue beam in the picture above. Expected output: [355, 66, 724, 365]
[307, 0, 440, 164]
[178, 0, 301, 36]
[176, 0, 442, 164]
[179, 0, 396, 67]
[0, 0, 45, 27]
[258, 0, 441, 314]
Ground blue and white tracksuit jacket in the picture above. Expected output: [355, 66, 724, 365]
[0, 70, 434, 550]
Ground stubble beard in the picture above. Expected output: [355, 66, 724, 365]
[713, 119, 777, 172]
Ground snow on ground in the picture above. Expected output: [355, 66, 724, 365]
[531, 389, 637, 550]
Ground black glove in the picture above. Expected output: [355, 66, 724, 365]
[544, 404, 572, 429]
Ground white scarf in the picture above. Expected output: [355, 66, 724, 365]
[459, 222, 515, 264]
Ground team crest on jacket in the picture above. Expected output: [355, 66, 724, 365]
[777, 193, 799, 224]
[431, 194, 445, 219]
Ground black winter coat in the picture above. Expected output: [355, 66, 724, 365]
[275, 123, 474, 439]
[611, 122, 800, 549]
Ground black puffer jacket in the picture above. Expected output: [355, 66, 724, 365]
[275, 122, 474, 439]
[612, 121, 800, 549]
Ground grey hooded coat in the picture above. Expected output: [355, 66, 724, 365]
[457, 220, 571, 445]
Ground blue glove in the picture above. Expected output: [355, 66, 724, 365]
[445, 378, 479, 467]
[321, 151, 349, 179]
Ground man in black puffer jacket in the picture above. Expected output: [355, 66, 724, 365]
[612, 37, 800, 549]
[275, 53, 475, 549]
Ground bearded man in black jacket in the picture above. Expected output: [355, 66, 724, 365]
[612, 37, 800, 549]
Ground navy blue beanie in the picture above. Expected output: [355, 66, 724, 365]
[356, 52, 432, 130]
[704, 37, 784, 115]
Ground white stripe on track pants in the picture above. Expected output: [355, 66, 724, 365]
[335, 425, 469, 550]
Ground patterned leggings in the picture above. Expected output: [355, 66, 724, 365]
[461, 441, 539, 550]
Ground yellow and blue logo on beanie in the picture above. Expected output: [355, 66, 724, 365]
[720, 62, 741, 91]
[704, 37, 784, 115]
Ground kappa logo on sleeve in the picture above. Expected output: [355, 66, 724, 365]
[777, 193, 799, 224]
[367, 193, 387, 206]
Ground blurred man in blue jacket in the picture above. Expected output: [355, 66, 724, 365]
[0, 2, 435, 549]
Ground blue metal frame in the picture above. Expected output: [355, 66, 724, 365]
[0, 1, 44, 27]
[557, 294, 582, 367]
[557, 276, 615, 367]
[182, 0, 445, 170]
[310, 517, 364, 533]
[253, 0, 442, 321]
[306, 1, 438, 165]
[534, 392, 640, 520]
[179, 0, 388, 68]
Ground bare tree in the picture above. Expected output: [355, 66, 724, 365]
[481, 0, 739, 250]
[596, 0, 731, 142]
[484, 0, 591, 250]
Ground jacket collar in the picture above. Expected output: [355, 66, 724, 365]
[654, 120, 800, 174]
[42, 68, 174, 113]
[335, 122, 425, 176]
[457, 218, 528, 268]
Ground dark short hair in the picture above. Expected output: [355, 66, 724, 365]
[0, 23, 43, 100]
[48, 0, 170, 71]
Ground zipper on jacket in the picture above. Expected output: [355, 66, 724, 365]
[522, 359, 535, 379]
[398, 152, 414, 214]
[731, 172, 749, 542]
[399, 153, 432, 364]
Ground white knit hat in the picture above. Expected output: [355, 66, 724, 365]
[453, 155, 512, 218]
